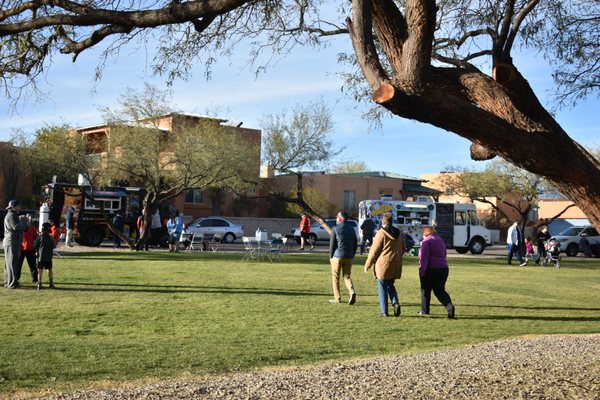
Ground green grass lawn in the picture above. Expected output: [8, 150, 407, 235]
[1, 251, 599, 396]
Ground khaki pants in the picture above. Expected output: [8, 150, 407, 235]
[330, 257, 355, 301]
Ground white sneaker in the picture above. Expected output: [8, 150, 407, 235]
[519, 262, 527, 267]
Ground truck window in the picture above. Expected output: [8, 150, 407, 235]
[455, 211, 467, 226]
[469, 210, 479, 226]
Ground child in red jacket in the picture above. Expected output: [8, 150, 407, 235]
[19, 216, 39, 283]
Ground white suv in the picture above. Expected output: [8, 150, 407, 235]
[292, 219, 360, 245]
[552, 225, 600, 257]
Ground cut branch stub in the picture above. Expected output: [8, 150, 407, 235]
[470, 143, 497, 161]
[373, 82, 395, 103]
[492, 63, 516, 84]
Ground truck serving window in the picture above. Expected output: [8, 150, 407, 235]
[84, 198, 122, 212]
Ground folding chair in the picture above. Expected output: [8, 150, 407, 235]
[188, 233, 204, 252]
[267, 238, 284, 261]
[242, 236, 258, 261]
[210, 233, 222, 252]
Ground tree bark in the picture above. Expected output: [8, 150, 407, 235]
[350, 0, 600, 231]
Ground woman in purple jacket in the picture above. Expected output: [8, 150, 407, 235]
[418, 226, 455, 318]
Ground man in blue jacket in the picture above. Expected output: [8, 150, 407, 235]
[329, 211, 358, 305]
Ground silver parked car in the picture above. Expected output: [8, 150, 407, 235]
[292, 218, 360, 245]
[187, 217, 243, 243]
[552, 225, 599, 257]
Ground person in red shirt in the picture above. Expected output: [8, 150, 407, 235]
[49, 220, 60, 245]
[19, 216, 39, 283]
[299, 212, 313, 251]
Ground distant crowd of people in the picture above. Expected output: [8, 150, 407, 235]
[3, 199, 59, 290]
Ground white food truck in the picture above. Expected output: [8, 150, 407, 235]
[358, 196, 492, 254]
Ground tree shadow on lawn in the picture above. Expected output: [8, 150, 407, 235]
[53, 281, 325, 296]
[460, 303, 600, 311]
[66, 252, 323, 263]
[456, 314, 600, 322]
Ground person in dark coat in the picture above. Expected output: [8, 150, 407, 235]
[329, 211, 358, 305]
[112, 212, 125, 248]
[534, 225, 551, 265]
[3, 200, 29, 289]
[359, 217, 376, 255]
[35, 222, 57, 290]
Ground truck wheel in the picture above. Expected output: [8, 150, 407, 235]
[469, 238, 485, 255]
[565, 243, 578, 257]
[83, 228, 104, 247]
[455, 247, 469, 254]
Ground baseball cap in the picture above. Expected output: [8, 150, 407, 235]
[6, 199, 20, 209]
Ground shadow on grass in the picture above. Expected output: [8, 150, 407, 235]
[64, 251, 332, 265]
[460, 303, 600, 311]
[52, 281, 325, 296]
[454, 315, 600, 322]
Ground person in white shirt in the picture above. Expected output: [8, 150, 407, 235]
[507, 221, 527, 266]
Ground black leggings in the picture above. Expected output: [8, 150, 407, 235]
[420, 268, 452, 314]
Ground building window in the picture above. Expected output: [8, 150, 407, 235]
[185, 188, 204, 204]
[344, 190, 357, 211]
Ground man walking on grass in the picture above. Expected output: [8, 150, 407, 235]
[329, 211, 358, 305]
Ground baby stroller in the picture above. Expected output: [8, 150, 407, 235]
[540, 238, 561, 268]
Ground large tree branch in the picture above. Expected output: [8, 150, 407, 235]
[347, 0, 388, 90]
[0, 0, 253, 58]
[399, 0, 436, 89]
[504, 0, 540, 59]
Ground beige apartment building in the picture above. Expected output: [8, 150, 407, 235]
[76, 113, 263, 220]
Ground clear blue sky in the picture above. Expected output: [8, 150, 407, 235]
[0, 33, 597, 179]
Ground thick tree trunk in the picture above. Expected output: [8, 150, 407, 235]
[349, 0, 600, 231]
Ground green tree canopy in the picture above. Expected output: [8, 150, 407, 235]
[14, 124, 93, 191]
[260, 100, 342, 228]
[102, 85, 258, 248]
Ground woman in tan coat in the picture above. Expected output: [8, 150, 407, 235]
[364, 212, 405, 317]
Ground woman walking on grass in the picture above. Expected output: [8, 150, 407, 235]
[364, 212, 405, 317]
[418, 226, 455, 318]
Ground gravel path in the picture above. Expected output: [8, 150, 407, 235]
[25, 334, 599, 400]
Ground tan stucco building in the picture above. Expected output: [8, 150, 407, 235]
[263, 169, 439, 218]
[76, 113, 262, 220]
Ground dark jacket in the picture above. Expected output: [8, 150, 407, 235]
[329, 222, 358, 259]
[35, 232, 56, 263]
[536, 230, 551, 246]
[360, 218, 376, 237]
